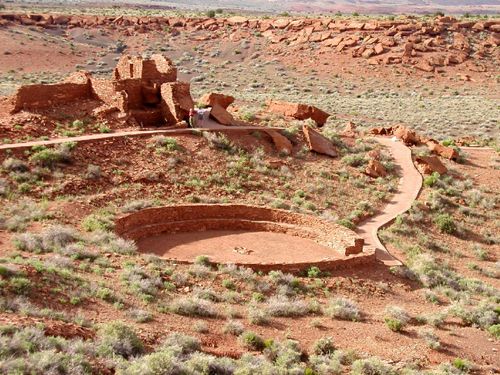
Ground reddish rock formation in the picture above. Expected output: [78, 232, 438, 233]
[267, 130, 293, 155]
[365, 159, 388, 178]
[199, 93, 235, 109]
[209, 104, 234, 126]
[426, 141, 459, 160]
[303, 125, 337, 157]
[393, 125, 421, 145]
[267, 100, 330, 126]
[415, 155, 448, 175]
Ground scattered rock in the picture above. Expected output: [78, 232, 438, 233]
[303, 125, 337, 157]
[365, 159, 387, 178]
[426, 141, 459, 160]
[267, 100, 330, 126]
[415, 155, 448, 175]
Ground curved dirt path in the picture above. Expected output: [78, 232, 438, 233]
[356, 137, 423, 266]
[0, 126, 286, 150]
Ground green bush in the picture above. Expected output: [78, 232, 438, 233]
[424, 172, 440, 187]
[488, 324, 500, 339]
[434, 213, 456, 234]
[337, 219, 355, 230]
[206, 10, 216, 18]
[311, 337, 336, 355]
[384, 318, 403, 332]
[239, 331, 265, 351]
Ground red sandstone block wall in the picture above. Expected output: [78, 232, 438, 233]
[12, 82, 91, 112]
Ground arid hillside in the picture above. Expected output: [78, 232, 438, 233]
[0, 5, 498, 375]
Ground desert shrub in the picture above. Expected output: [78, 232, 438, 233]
[0, 327, 93, 375]
[238, 331, 265, 351]
[103, 237, 137, 255]
[194, 255, 211, 266]
[419, 328, 441, 350]
[452, 358, 472, 373]
[424, 172, 441, 187]
[450, 301, 498, 329]
[162, 332, 201, 354]
[97, 321, 144, 358]
[341, 154, 366, 167]
[326, 297, 361, 321]
[120, 348, 184, 374]
[86, 164, 101, 179]
[337, 218, 355, 230]
[193, 287, 221, 302]
[128, 309, 153, 323]
[247, 305, 270, 325]
[351, 357, 396, 375]
[61, 243, 99, 260]
[169, 297, 218, 317]
[223, 320, 245, 336]
[206, 9, 216, 18]
[265, 295, 312, 317]
[434, 213, 456, 234]
[13, 233, 44, 253]
[193, 321, 209, 333]
[384, 306, 410, 332]
[41, 225, 79, 250]
[121, 200, 156, 213]
[121, 266, 163, 300]
[488, 324, 500, 339]
[29, 143, 74, 168]
[188, 264, 213, 279]
[0, 199, 49, 232]
[204, 132, 234, 152]
[82, 212, 114, 232]
[309, 353, 342, 375]
[2, 157, 29, 172]
[307, 266, 322, 278]
[312, 337, 336, 355]
[152, 136, 181, 151]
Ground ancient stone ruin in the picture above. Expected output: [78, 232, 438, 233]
[11, 54, 194, 127]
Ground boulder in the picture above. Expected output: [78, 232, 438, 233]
[393, 126, 421, 145]
[365, 159, 387, 178]
[161, 82, 194, 124]
[210, 104, 234, 126]
[266, 130, 293, 155]
[303, 126, 337, 158]
[342, 121, 358, 137]
[426, 141, 459, 160]
[415, 155, 447, 175]
[199, 92, 235, 109]
[267, 100, 330, 126]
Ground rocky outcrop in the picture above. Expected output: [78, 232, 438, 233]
[365, 159, 388, 178]
[393, 125, 421, 145]
[303, 126, 337, 157]
[426, 141, 459, 160]
[266, 130, 293, 155]
[267, 100, 330, 126]
[415, 155, 448, 175]
[199, 93, 235, 109]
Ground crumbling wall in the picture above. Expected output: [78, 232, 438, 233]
[114, 54, 177, 82]
[160, 82, 194, 123]
[90, 78, 127, 112]
[12, 81, 91, 113]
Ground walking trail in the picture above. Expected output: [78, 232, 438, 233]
[0, 128, 424, 267]
[356, 137, 423, 266]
